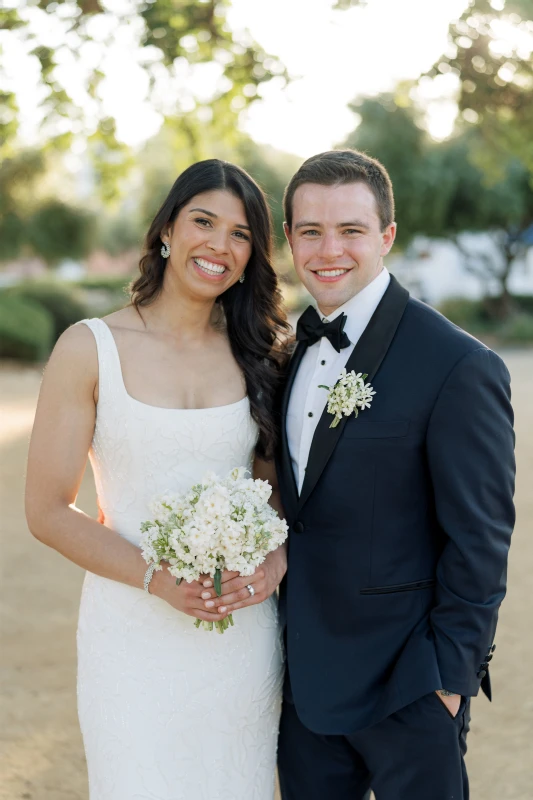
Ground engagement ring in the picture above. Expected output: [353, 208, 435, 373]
[246, 584, 255, 597]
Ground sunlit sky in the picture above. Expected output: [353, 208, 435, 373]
[231, 0, 470, 155]
[5, 0, 475, 157]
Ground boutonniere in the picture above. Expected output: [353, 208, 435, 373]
[319, 369, 376, 428]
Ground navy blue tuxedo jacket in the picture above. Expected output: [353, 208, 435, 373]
[276, 276, 515, 735]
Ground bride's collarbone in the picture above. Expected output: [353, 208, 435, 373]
[116, 342, 246, 411]
[100, 318, 245, 409]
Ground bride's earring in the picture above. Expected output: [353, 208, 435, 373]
[161, 241, 171, 259]
[239, 271, 245, 284]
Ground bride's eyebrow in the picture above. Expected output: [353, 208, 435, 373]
[189, 207, 251, 231]
[190, 207, 216, 218]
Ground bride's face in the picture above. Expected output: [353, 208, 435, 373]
[162, 190, 253, 299]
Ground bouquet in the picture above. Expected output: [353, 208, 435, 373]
[140, 467, 288, 633]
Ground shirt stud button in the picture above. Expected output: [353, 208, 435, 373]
[321, 360, 326, 365]
[308, 412, 313, 417]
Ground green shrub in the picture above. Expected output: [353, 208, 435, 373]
[498, 312, 533, 344]
[27, 200, 96, 265]
[6, 281, 88, 340]
[75, 275, 132, 293]
[0, 293, 54, 361]
[438, 297, 487, 330]
[513, 294, 533, 315]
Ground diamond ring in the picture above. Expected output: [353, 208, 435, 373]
[246, 584, 255, 598]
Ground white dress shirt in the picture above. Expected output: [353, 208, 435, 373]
[287, 268, 391, 493]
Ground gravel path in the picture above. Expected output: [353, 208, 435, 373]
[1, 352, 532, 799]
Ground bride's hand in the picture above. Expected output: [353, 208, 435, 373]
[201, 545, 287, 614]
[150, 563, 229, 623]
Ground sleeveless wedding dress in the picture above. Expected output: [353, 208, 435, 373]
[76, 319, 284, 800]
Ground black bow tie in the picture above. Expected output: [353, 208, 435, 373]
[296, 305, 351, 353]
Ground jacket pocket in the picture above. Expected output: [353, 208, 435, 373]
[360, 578, 435, 595]
[343, 420, 410, 439]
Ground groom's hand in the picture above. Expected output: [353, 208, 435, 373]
[200, 545, 287, 613]
[435, 691, 462, 718]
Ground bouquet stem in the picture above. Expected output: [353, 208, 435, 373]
[194, 568, 234, 634]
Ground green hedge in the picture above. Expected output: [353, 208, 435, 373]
[5, 281, 88, 340]
[438, 297, 489, 331]
[75, 275, 132, 293]
[439, 296, 533, 343]
[514, 294, 533, 315]
[0, 293, 54, 361]
[498, 313, 533, 344]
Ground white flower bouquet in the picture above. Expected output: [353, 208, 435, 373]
[140, 467, 288, 633]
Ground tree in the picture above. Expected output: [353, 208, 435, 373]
[236, 139, 301, 248]
[344, 93, 533, 316]
[28, 200, 96, 266]
[0, 0, 287, 198]
[344, 95, 440, 248]
[426, 0, 533, 175]
[0, 149, 96, 265]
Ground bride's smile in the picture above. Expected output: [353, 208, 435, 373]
[161, 189, 253, 295]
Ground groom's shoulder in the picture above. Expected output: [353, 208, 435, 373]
[401, 295, 491, 361]
[397, 295, 511, 385]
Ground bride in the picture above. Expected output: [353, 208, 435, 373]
[25, 159, 290, 799]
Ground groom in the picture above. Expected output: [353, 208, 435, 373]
[276, 149, 516, 799]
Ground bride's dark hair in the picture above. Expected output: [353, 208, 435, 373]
[130, 158, 290, 459]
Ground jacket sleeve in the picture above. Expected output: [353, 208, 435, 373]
[426, 346, 515, 697]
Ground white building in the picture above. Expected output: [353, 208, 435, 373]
[389, 234, 533, 306]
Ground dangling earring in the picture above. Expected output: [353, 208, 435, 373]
[239, 271, 245, 284]
[161, 241, 171, 259]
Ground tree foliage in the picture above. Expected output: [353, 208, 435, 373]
[344, 93, 533, 314]
[427, 0, 533, 174]
[0, 149, 96, 264]
[28, 200, 96, 265]
[332, 0, 367, 8]
[0, 0, 287, 199]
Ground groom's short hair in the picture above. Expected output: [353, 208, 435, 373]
[283, 149, 395, 232]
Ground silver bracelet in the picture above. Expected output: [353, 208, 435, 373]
[437, 689, 455, 696]
[143, 563, 158, 593]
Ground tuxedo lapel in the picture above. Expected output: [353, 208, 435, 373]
[297, 275, 409, 512]
[279, 340, 307, 519]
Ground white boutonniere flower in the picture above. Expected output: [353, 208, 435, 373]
[319, 368, 376, 429]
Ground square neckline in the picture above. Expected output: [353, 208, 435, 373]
[97, 319, 249, 413]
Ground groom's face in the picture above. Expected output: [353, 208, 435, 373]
[284, 182, 396, 316]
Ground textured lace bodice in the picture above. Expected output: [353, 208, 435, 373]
[83, 318, 258, 544]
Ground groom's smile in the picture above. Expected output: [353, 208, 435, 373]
[312, 267, 352, 282]
[284, 182, 396, 317]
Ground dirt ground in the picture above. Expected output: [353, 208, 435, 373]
[1, 352, 532, 800]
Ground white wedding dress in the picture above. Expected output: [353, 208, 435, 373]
[76, 319, 284, 800]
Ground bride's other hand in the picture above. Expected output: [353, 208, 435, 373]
[201, 545, 287, 614]
[151, 564, 229, 623]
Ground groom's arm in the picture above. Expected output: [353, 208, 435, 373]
[426, 346, 515, 698]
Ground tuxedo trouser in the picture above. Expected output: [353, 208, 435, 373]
[278, 692, 470, 800]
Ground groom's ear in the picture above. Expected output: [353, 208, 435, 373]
[283, 222, 293, 251]
[380, 222, 397, 257]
